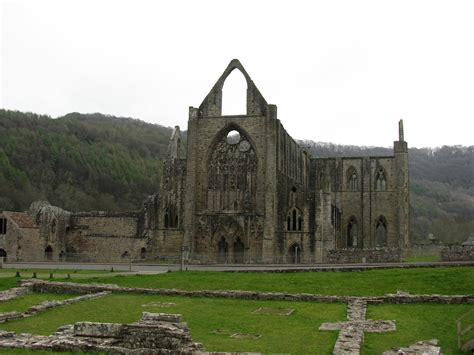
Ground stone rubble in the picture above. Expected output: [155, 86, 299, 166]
[0, 312, 204, 354]
[0, 286, 31, 302]
[383, 339, 442, 355]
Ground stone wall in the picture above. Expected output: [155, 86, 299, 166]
[0, 312, 203, 353]
[22, 280, 474, 304]
[441, 246, 474, 261]
[326, 248, 402, 263]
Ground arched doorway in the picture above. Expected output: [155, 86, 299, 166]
[44, 245, 53, 261]
[140, 247, 146, 260]
[288, 243, 302, 264]
[347, 217, 358, 247]
[217, 237, 228, 263]
[0, 248, 7, 261]
[375, 216, 388, 246]
[233, 237, 244, 263]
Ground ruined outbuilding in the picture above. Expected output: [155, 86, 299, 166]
[0, 60, 410, 263]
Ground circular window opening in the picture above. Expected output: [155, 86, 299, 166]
[226, 130, 241, 145]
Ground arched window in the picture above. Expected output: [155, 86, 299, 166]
[347, 216, 358, 247]
[287, 208, 303, 231]
[164, 205, 178, 228]
[375, 216, 388, 246]
[207, 127, 257, 211]
[375, 168, 387, 191]
[140, 247, 146, 260]
[347, 167, 358, 191]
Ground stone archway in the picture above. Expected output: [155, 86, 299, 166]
[233, 237, 244, 263]
[213, 217, 245, 264]
[217, 237, 229, 263]
[287, 243, 302, 264]
[44, 245, 53, 261]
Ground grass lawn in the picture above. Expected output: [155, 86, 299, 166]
[0, 293, 75, 314]
[68, 267, 474, 296]
[0, 293, 346, 354]
[364, 303, 474, 355]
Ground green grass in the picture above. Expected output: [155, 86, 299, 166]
[69, 267, 474, 296]
[0, 293, 75, 314]
[0, 293, 345, 354]
[363, 303, 474, 354]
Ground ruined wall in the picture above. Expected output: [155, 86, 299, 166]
[326, 248, 402, 263]
[183, 60, 279, 263]
[275, 124, 312, 262]
[441, 246, 474, 261]
[65, 213, 146, 262]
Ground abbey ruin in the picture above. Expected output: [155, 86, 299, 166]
[0, 60, 410, 264]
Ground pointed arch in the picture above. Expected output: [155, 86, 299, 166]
[199, 59, 268, 117]
[287, 243, 302, 264]
[347, 216, 358, 247]
[375, 167, 387, 191]
[207, 125, 257, 211]
[222, 68, 248, 115]
[375, 216, 388, 246]
[347, 166, 358, 191]
[287, 207, 303, 231]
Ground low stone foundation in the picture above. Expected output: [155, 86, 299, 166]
[0, 312, 204, 353]
[0, 291, 110, 323]
[19, 280, 474, 305]
[441, 246, 474, 261]
[0, 286, 32, 302]
[326, 248, 402, 264]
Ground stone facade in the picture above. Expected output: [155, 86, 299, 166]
[0, 59, 410, 264]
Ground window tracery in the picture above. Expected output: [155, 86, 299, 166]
[287, 207, 303, 231]
[347, 167, 358, 191]
[375, 168, 387, 191]
[208, 129, 257, 211]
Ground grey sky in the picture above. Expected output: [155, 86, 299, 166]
[1, 0, 473, 148]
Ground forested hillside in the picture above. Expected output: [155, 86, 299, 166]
[0, 109, 472, 244]
[302, 141, 474, 244]
[0, 110, 171, 212]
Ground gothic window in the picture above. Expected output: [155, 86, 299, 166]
[287, 207, 303, 231]
[347, 217, 358, 247]
[0, 218, 6, 234]
[375, 216, 388, 246]
[375, 168, 387, 191]
[208, 128, 257, 210]
[347, 167, 358, 191]
[164, 205, 178, 228]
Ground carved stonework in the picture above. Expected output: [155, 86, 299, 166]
[207, 130, 257, 211]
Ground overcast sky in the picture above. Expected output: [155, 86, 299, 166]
[1, 0, 473, 148]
